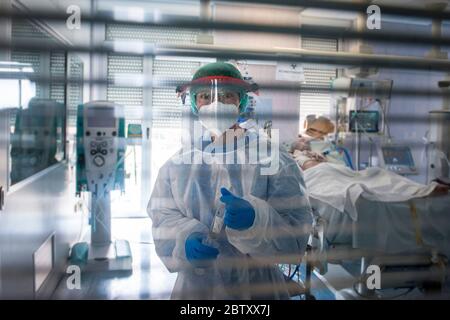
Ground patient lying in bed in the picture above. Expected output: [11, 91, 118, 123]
[290, 116, 450, 263]
[290, 116, 449, 196]
[291, 142, 449, 196]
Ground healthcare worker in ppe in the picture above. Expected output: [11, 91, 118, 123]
[148, 62, 313, 300]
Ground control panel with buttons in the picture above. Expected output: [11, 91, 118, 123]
[74, 101, 130, 265]
[386, 165, 417, 175]
[76, 101, 125, 196]
[379, 144, 418, 176]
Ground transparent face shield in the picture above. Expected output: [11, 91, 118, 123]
[191, 79, 246, 112]
[176, 76, 255, 142]
[196, 86, 240, 138]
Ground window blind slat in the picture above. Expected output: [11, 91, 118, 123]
[106, 23, 198, 44]
[107, 54, 144, 119]
[299, 37, 338, 130]
[151, 60, 201, 129]
[67, 55, 83, 128]
[50, 52, 66, 104]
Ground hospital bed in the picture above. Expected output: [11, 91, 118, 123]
[279, 153, 450, 299]
[299, 188, 450, 299]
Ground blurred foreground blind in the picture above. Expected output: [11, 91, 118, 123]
[105, 23, 201, 128]
[107, 54, 144, 119]
[67, 55, 84, 128]
[11, 19, 61, 100]
[10, 51, 43, 98]
[299, 37, 338, 130]
[105, 24, 199, 123]
[152, 59, 201, 129]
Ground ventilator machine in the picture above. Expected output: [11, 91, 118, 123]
[72, 101, 132, 271]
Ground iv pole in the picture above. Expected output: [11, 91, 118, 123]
[355, 83, 364, 171]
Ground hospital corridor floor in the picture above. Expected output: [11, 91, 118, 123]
[52, 218, 177, 300]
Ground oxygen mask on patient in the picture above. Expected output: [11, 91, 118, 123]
[310, 138, 332, 154]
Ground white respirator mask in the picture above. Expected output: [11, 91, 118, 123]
[309, 139, 329, 153]
[198, 101, 239, 137]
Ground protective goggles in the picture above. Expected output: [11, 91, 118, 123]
[194, 88, 242, 107]
[177, 76, 255, 115]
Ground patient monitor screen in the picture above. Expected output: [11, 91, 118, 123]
[349, 110, 379, 133]
[382, 146, 415, 166]
[87, 107, 116, 128]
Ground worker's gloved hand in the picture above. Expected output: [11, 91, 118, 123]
[220, 187, 255, 231]
[185, 232, 219, 268]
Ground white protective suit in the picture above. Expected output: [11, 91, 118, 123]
[148, 116, 313, 300]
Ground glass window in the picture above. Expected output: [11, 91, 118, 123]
[5, 19, 69, 186]
[10, 97, 66, 185]
[299, 37, 338, 131]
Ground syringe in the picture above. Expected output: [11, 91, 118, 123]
[194, 203, 225, 276]
[204, 203, 225, 246]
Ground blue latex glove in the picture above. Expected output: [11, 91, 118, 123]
[220, 187, 255, 231]
[185, 232, 219, 267]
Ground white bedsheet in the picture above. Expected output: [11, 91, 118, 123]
[304, 163, 439, 221]
[309, 195, 450, 257]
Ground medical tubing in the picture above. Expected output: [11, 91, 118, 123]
[336, 146, 354, 170]
[289, 264, 300, 280]
[82, 149, 131, 241]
